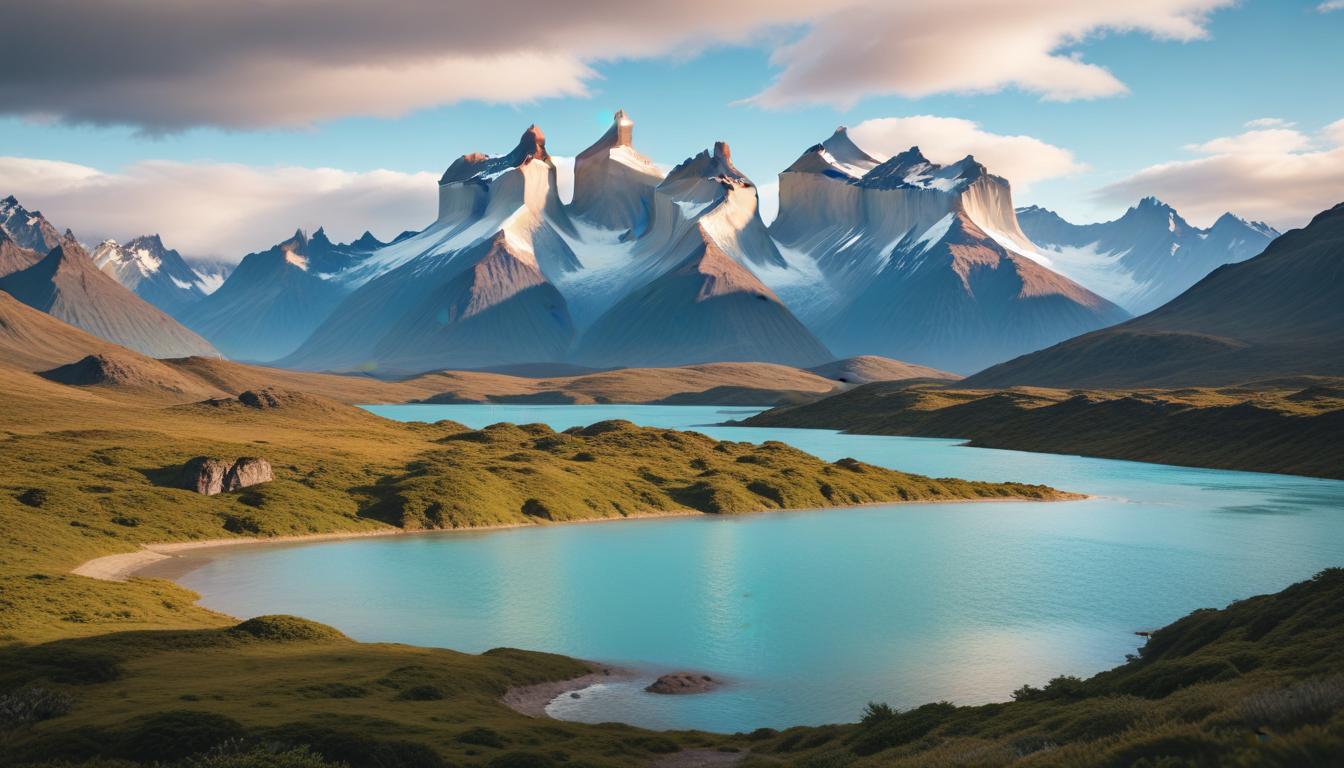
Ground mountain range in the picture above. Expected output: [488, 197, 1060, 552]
[1018, 198, 1278, 314]
[967, 202, 1344, 388]
[1, 113, 1290, 376]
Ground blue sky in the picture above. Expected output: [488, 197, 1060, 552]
[1, 0, 1340, 259]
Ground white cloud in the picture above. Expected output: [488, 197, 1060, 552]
[749, 1, 1234, 107]
[1318, 1, 1344, 12]
[1096, 119, 1344, 229]
[849, 116, 1086, 190]
[0, 157, 437, 261]
[1244, 117, 1294, 129]
[0, 1, 1235, 130]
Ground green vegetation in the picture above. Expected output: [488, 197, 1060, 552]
[742, 380, 1344, 479]
[2, 367, 1340, 766]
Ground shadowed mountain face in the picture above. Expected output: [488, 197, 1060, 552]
[1017, 198, 1279, 314]
[574, 232, 830, 368]
[0, 241, 219, 359]
[967, 202, 1344, 388]
[0, 229, 43, 277]
[181, 228, 380, 363]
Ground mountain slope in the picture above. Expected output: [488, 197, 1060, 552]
[0, 242, 219, 358]
[1018, 198, 1279, 313]
[569, 109, 664, 236]
[574, 230, 830, 367]
[770, 136, 1127, 373]
[0, 229, 43, 277]
[824, 211, 1128, 374]
[90, 234, 211, 318]
[0, 195, 63, 253]
[282, 125, 579, 372]
[181, 229, 374, 362]
[808, 355, 958, 385]
[967, 202, 1344, 387]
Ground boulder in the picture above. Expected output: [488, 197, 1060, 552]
[183, 456, 273, 496]
[645, 673, 719, 695]
[183, 457, 231, 496]
[224, 457, 273, 492]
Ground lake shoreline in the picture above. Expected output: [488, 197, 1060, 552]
[71, 494, 1086, 583]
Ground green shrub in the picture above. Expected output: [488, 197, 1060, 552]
[0, 686, 75, 729]
[118, 711, 247, 762]
[230, 616, 346, 642]
[265, 724, 447, 768]
[455, 726, 506, 748]
[1241, 676, 1344, 729]
[396, 685, 445, 701]
[487, 752, 557, 768]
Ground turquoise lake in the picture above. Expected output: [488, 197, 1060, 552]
[168, 404, 1344, 732]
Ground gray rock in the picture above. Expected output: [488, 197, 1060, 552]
[645, 673, 719, 695]
[183, 456, 273, 495]
[224, 457, 273, 492]
[183, 456, 231, 496]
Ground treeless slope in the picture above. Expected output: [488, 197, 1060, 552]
[742, 380, 1344, 479]
[809, 355, 959, 385]
[0, 242, 220, 359]
[409, 361, 841, 404]
[0, 230, 42, 277]
[966, 202, 1344, 388]
[0, 290, 129, 371]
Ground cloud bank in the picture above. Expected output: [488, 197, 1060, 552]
[1096, 119, 1344, 229]
[848, 116, 1086, 190]
[0, 157, 437, 261]
[0, 1, 1231, 131]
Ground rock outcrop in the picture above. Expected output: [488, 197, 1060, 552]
[645, 673, 720, 695]
[183, 456, 274, 495]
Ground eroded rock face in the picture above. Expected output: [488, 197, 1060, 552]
[183, 457, 232, 496]
[183, 456, 273, 495]
[645, 673, 719, 695]
[224, 457, 273, 492]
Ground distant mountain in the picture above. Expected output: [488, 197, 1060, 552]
[770, 131, 1127, 373]
[1017, 198, 1279, 314]
[0, 196, 63, 253]
[569, 109, 663, 236]
[967, 202, 1344, 388]
[188, 258, 234, 295]
[181, 228, 378, 362]
[90, 234, 212, 318]
[0, 241, 219, 358]
[573, 140, 830, 368]
[283, 125, 579, 373]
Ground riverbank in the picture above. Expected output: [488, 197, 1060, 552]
[71, 494, 1087, 584]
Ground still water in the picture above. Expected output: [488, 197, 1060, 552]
[168, 404, 1344, 732]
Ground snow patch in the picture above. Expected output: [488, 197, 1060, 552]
[914, 214, 954, 254]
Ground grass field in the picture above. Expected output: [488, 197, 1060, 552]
[742, 380, 1344, 479]
[2, 364, 1341, 767]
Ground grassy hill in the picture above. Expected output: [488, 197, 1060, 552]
[741, 381, 1344, 479]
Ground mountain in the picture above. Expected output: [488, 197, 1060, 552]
[569, 109, 664, 236]
[283, 125, 579, 373]
[0, 241, 219, 358]
[770, 133, 1128, 373]
[967, 202, 1344, 388]
[574, 230, 829, 367]
[0, 229, 43, 277]
[189, 258, 234, 294]
[181, 228, 379, 362]
[1017, 197, 1280, 314]
[0, 195, 63, 253]
[572, 140, 831, 368]
[90, 234, 212, 318]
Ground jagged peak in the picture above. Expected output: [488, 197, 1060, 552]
[1, 194, 19, 207]
[439, 123, 553, 186]
[576, 109, 643, 162]
[665, 141, 750, 187]
[349, 230, 384, 250]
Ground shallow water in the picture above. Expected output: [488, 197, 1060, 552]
[172, 404, 1344, 732]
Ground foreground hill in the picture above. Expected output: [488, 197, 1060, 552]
[0, 241, 220, 359]
[742, 380, 1344, 479]
[967, 202, 1344, 388]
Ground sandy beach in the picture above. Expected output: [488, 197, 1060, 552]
[500, 665, 638, 718]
